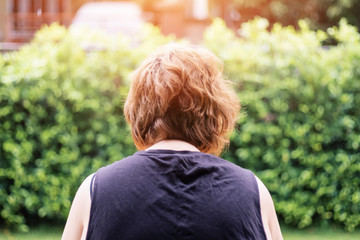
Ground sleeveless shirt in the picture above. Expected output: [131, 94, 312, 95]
[86, 150, 267, 240]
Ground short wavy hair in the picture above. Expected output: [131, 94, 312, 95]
[124, 44, 240, 155]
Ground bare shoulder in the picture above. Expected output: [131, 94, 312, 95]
[62, 173, 94, 240]
[255, 176, 283, 240]
[255, 176, 273, 207]
[78, 173, 95, 197]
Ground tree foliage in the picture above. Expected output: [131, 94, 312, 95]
[233, 0, 360, 30]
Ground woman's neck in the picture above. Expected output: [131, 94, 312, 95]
[146, 139, 200, 152]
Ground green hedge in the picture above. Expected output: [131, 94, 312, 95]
[204, 18, 360, 230]
[0, 19, 360, 231]
[0, 23, 173, 231]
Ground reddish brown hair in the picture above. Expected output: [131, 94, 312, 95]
[124, 44, 240, 155]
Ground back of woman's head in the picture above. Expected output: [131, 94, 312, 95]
[124, 44, 240, 155]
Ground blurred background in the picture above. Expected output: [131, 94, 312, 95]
[1, 1, 360, 239]
[1, 0, 360, 46]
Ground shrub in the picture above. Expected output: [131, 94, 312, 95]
[204, 18, 360, 230]
[0, 23, 173, 231]
[1, 18, 360, 232]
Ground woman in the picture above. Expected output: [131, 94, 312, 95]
[62, 44, 283, 240]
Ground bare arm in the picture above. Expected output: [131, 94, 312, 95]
[62, 174, 93, 240]
[255, 176, 283, 240]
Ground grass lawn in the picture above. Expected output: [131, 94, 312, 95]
[0, 224, 359, 239]
[281, 225, 360, 240]
[0, 225, 63, 240]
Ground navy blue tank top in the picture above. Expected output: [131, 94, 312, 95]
[86, 150, 267, 240]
